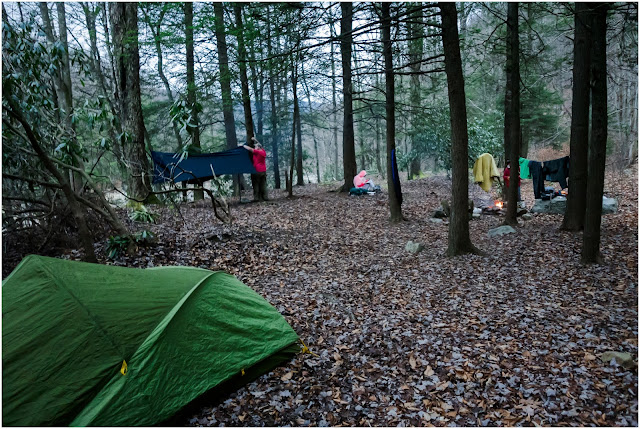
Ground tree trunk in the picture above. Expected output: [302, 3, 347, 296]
[340, 2, 357, 192]
[213, 3, 241, 196]
[288, 63, 299, 197]
[109, 2, 152, 202]
[562, 3, 592, 231]
[233, 4, 257, 198]
[6, 101, 97, 263]
[330, 12, 340, 180]
[439, 2, 481, 256]
[408, 3, 423, 180]
[141, 4, 183, 151]
[266, 6, 281, 190]
[82, 3, 123, 160]
[581, 3, 609, 264]
[295, 88, 304, 185]
[185, 2, 203, 200]
[504, 2, 521, 226]
[233, 4, 255, 142]
[381, 3, 402, 222]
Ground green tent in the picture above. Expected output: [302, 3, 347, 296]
[2, 255, 299, 426]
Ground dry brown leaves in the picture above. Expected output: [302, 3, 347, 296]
[38, 166, 640, 426]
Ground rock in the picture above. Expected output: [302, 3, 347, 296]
[432, 209, 447, 219]
[473, 207, 482, 215]
[488, 225, 516, 238]
[602, 196, 618, 214]
[472, 213, 481, 219]
[532, 195, 618, 215]
[522, 213, 533, 221]
[429, 218, 444, 224]
[517, 208, 528, 216]
[599, 351, 636, 370]
[405, 241, 425, 254]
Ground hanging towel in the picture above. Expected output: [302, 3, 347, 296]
[519, 157, 531, 179]
[472, 153, 500, 192]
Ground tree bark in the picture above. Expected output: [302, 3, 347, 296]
[184, 2, 203, 200]
[330, 11, 340, 180]
[233, 4, 255, 142]
[213, 3, 241, 196]
[109, 2, 152, 202]
[233, 4, 257, 198]
[266, 6, 281, 189]
[439, 2, 481, 256]
[408, 3, 423, 180]
[381, 3, 403, 222]
[504, 2, 521, 226]
[340, 2, 357, 192]
[563, 3, 592, 231]
[288, 63, 299, 197]
[581, 3, 609, 264]
[295, 90, 304, 185]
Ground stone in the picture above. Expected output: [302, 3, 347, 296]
[429, 218, 444, 224]
[405, 241, 425, 254]
[473, 207, 482, 215]
[488, 225, 516, 238]
[472, 213, 481, 219]
[599, 351, 636, 370]
[522, 213, 533, 221]
[602, 196, 618, 214]
[532, 195, 619, 215]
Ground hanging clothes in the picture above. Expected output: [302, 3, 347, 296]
[519, 157, 531, 179]
[529, 160, 545, 199]
[544, 156, 570, 189]
[472, 153, 500, 192]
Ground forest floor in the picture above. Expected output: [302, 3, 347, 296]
[4, 166, 638, 426]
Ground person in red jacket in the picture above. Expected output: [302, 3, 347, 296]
[243, 137, 268, 201]
[503, 159, 522, 203]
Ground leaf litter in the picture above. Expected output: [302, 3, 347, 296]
[45, 168, 640, 425]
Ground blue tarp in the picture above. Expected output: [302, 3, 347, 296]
[151, 147, 257, 184]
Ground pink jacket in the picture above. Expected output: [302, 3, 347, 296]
[353, 170, 369, 188]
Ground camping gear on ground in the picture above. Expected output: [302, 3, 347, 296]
[152, 146, 257, 184]
[2, 255, 299, 427]
[472, 153, 500, 192]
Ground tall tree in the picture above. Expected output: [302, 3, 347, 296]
[233, 4, 258, 199]
[381, 3, 402, 222]
[288, 60, 299, 197]
[504, 2, 521, 226]
[109, 2, 152, 202]
[185, 2, 203, 200]
[141, 4, 183, 151]
[340, 2, 357, 192]
[265, 5, 281, 189]
[213, 3, 240, 195]
[408, 3, 424, 180]
[329, 8, 340, 180]
[562, 3, 592, 231]
[582, 3, 609, 264]
[439, 2, 481, 256]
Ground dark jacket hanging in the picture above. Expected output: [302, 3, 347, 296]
[543, 156, 570, 189]
[529, 160, 545, 199]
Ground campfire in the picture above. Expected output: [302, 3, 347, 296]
[495, 200, 503, 209]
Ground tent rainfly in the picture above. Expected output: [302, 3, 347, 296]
[2, 255, 300, 426]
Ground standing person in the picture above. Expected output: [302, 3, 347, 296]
[243, 137, 268, 201]
[503, 159, 522, 204]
